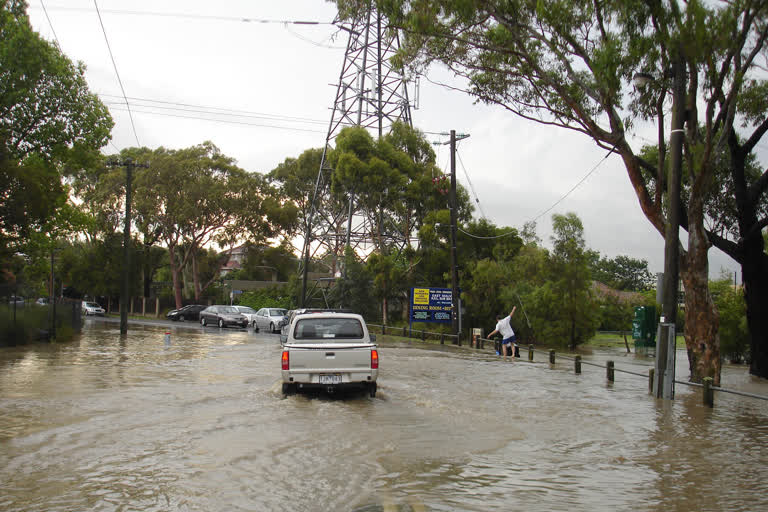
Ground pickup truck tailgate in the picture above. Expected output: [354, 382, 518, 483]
[287, 344, 375, 371]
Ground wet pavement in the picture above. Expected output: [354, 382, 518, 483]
[1, 320, 767, 511]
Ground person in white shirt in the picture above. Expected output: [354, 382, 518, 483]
[488, 306, 517, 361]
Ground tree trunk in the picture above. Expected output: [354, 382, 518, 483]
[742, 235, 768, 378]
[169, 245, 183, 310]
[192, 251, 201, 302]
[681, 198, 721, 385]
[382, 296, 388, 326]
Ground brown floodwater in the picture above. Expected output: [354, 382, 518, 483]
[1, 319, 767, 511]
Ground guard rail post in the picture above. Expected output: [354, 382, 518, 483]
[703, 377, 714, 408]
[607, 361, 615, 382]
[549, 349, 555, 364]
[575, 355, 582, 374]
[441, 333, 445, 345]
[648, 369, 655, 393]
[528, 345, 534, 361]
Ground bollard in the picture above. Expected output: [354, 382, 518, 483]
[549, 349, 555, 364]
[164, 332, 171, 346]
[514, 344, 520, 358]
[575, 355, 581, 374]
[649, 368, 655, 393]
[607, 360, 615, 382]
[528, 345, 534, 361]
[702, 377, 714, 408]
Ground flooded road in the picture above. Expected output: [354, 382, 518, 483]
[1, 320, 767, 511]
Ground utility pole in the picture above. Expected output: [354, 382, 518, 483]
[107, 158, 149, 335]
[448, 130, 469, 343]
[655, 49, 685, 400]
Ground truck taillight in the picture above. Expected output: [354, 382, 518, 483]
[282, 351, 289, 370]
[371, 349, 379, 369]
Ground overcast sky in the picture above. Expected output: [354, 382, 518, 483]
[27, 0, 756, 282]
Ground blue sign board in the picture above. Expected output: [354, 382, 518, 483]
[410, 287, 453, 324]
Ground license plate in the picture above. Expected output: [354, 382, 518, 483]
[319, 374, 341, 384]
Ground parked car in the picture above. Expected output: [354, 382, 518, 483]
[253, 307, 287, 333]
[35, 297, 50, 306]
[8, 296, 25, 307]
[281, 311, 378, 397]
[167, 304, 207, 322]
[199, 305, 248, 328]
[232, 305, 259, 327]
[82, 301, 105, 316]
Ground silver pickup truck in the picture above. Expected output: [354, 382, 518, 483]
[280, 311, 379, 397]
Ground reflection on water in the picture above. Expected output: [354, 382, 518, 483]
[1, 323, 767, 511]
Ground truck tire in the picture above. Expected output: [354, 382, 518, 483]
[218, 318, 224, 328]
[369, 382, 377, 398]
[201, 317, 207, 326]
[282, 383, 296, 396]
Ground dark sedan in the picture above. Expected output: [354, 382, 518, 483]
[199, 305, 248, 328]
[167, 304, 207, 322]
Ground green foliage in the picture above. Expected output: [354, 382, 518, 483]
[590, 254, 655, 291]
[597, 294, 635, 331]
[0, 1, 112, 260]
[710, 278, 749, 363]
[237, 286, 295, 311]
[461, 258, 512, 334]
[545, 213, 600, 348]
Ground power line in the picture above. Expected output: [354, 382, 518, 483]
[530, 147, 614, 223]
[107, 106, 326, 134]
[39, 0, 62, 48]
[93, 0, 140, 147]
[98, 94, 328, 125]
[451, 147, 615, 240]
[31, 5, 334, 25]
[456, 147, 488, 219]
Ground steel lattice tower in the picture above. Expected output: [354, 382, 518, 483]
[299, 6, 415, 306]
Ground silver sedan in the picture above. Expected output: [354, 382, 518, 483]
[253, 308, 287, 333]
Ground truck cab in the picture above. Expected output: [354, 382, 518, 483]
[281, 312, 378, 397]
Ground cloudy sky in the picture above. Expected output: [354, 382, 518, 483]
[26, 0, 753, 281]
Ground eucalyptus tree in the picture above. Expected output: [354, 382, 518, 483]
[336, 0, 768, 381]
[132, 142, 298, 308]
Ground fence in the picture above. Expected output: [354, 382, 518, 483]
[367, 324, 768, 410]
[0, 297, 82, 345]
[367, 323, 460, 346]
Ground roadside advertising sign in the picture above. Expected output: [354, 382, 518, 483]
[410, 287, 453, 324]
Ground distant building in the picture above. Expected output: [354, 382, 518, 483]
[219, 244, 247, 276]
[591, 281, 644, 303]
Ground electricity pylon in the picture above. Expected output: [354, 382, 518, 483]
[299, 6, 415, 306]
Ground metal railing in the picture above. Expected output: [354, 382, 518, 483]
[369, 327, 767, 408]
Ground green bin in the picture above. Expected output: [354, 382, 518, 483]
[633, 306, 656, 354]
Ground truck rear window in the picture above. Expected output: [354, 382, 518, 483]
[294, 318, 364, 341]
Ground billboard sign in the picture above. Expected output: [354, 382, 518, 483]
[410, 287, 453, 324]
